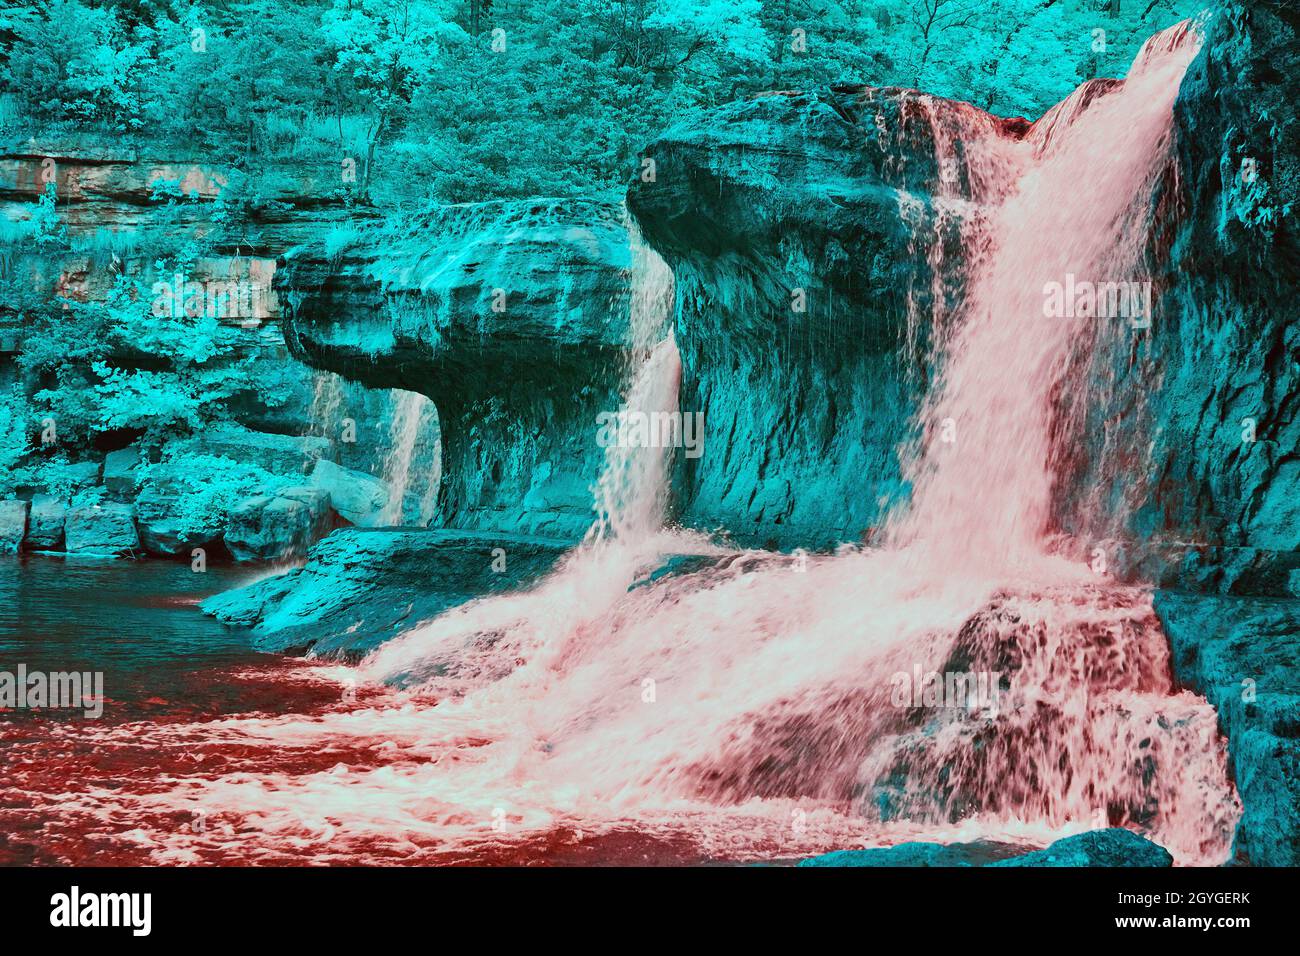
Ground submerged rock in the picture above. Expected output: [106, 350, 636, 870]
[989, 829, 1174, 867]
[797, 840, 1026, 867]
[799, 829, 1173, 867]
[203, 527, 569, 657]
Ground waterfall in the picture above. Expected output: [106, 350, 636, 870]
[888, 25, 1204, 568]
[587, 221, 679, 546]
[308, 370, 345, 440]
[380, 389, 439, 527]
[18, 25, 1241, 865]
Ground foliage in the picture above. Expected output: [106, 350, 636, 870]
[135, 450, 293, 538]
[0, 0, 1202, 203]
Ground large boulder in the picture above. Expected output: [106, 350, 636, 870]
[24, 494, 66, 550]
[133, 478, 226, 557]
[0, 499, 29, 552]
[277, 199, 642, 541]
[204, 527, 569, 657]
[309, 459, 389, 527]
[64, 502, 140, 556]
[223, 486, 332, 563]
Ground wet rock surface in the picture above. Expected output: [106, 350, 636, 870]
[628, 89, 1025, 548]
[799, 828, 1173, 867]
[203, 527, 569, 658]
[1055, 1, 1300, 582]
[1156, 590, 1300, 866]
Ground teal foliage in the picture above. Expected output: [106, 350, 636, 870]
[0, 0, 1202, 204]
[15, 275, 247, 446]
[135, 451, 293, 541]
[0, 181, 296, 482]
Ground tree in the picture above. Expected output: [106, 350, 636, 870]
[907, 0, 979, 88]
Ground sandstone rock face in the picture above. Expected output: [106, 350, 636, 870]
[0, 144, 360, 418]
[0, 143, 414, 562]
[278, 199, 641, 541]
[64, 502, 139, 556]
[25, 494, 67, 550]
[0, 499, 29, 553]
[628, 89, 1026, 547]
[223, 487, 333, 563]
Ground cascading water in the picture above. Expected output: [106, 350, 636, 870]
[889, 24, 1202, 565]
[379, 389, 440, 527]
[588, 221, 680, 546]
[308, 370, 346, 441]
[0, 24, 1242, 866]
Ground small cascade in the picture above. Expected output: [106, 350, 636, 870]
[379, 389, 440, 527]
[587, 220, 678, 546]
[308, 370, 346, 440]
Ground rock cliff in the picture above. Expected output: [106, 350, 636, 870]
[277, 198, 645, 540]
